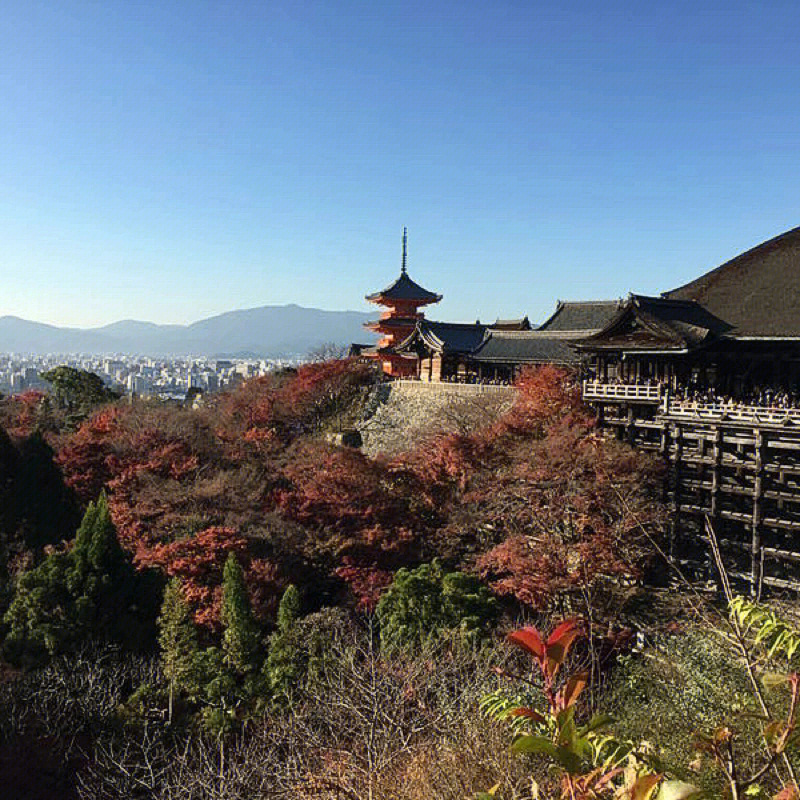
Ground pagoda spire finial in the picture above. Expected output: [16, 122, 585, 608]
[401, 227, 408, 274]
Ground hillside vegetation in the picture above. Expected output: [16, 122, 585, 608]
[0, 360, 798, 799]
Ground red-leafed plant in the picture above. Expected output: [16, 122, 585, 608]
[483, 620, 700, 800]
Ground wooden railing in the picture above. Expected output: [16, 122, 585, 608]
[581, 381, 663, 403]
[582, 381, 800, 425]
[665, 401, 800, 425]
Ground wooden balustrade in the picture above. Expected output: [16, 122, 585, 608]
[665, 402, 800, 425]
[581, 380, 663, 403]
[582, 381, 800, 425]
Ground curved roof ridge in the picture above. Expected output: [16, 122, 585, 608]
[665, 225, 800, 298]
[553, 298, 624, 305]
[633, 293, 704, 307]
[538, 298, 624, 333]
[486, 328, 579, 339]
[423, 319, 485, 329]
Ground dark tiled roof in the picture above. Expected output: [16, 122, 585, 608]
[575, 295, 731, 351]
[664, 226, 800, 337]
[396, 320, 488, 355]
[634, 295, 731, 343]
[347, 343, 376, 357]
[490, 317, 531, 331]
[471, 331, 579, 365]
[366, 272, 442, 304]
[538, 300, 624, 333]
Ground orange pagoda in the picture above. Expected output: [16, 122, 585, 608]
[364, 229, 442, 377]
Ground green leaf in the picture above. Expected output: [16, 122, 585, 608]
[552, 744, 584, 774]
[761, 671, 790, 689]
[630, 774, 662, 800]
[512, 735, 559, 758]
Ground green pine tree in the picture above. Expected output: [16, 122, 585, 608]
[277, 583, 300, 629]
[71, 497, 99, 570]
[3, 494, 158, 666]
[158, 578, 201, 723]
[3, 551, 80, 666]
[69, 493, 142, 641]
[220, 552, 260, 677]
[265, 584, 302, 704]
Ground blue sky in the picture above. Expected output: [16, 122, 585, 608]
[2, 0, 800, 327]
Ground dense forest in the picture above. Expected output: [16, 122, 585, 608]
[1, 360, 799, 799]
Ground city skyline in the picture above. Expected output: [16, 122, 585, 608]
[3, 1, 800, 327]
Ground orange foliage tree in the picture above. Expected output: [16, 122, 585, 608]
[403, 366, 664, 613]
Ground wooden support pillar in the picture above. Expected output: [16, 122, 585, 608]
[659, 424, 671, 504]
[670, 423, 683, 560]
[711, 427, 722, 519]
[751, 429, 765, 597]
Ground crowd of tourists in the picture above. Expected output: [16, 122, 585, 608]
[674, 384, 800, 411]
[584, 376, 800, 411]
[439, 374, 513, 385]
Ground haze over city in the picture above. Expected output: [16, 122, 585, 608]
[4, 0, 800, 330]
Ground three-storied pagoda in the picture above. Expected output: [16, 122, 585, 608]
[363, 228, 442, 376]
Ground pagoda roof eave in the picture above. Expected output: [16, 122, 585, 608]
[365, 293, 442, 306]
[365, 271, 442, 304]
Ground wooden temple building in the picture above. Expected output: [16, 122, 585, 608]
[579, 226, 800, 416]
[575, 226, 800, 594]
[356, 230, 623, 380]
[394, 300, 622, 382]
[357, 225, 800, 593]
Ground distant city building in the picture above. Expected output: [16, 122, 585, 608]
[0, 353, 296, 401]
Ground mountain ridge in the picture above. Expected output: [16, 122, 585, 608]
[0, 305, 375, 357]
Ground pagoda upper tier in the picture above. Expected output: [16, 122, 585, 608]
[365, 271, 443, 305]
[364, 229, 442, 376]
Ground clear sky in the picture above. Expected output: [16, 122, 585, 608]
[2, 0, 800, 328]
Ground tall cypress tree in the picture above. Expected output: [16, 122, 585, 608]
[70, 492, 140, 639]
[220, 553, 260, 677]
[158, 578, 200, 724]
[266, 584, 302, 704]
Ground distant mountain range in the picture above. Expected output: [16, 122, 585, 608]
[0, 305, 376, 358]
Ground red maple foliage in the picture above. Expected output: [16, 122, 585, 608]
[496, 364, 589, 437]
[469, 371, 663, 611]
[43, 358, 663, 625]
[274, 440, 436, 566]
[138, 525, 280, 627]
[272, 358, 375, 433]
[333, 561, 394, 612]
[393, 366, 664, 612]
[55, 405, 123, 502]
[0, 390, 50, 440]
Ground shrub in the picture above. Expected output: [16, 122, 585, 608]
[377, 560, 497, 652]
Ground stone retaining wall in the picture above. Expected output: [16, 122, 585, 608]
[356, 380, 514, 458]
